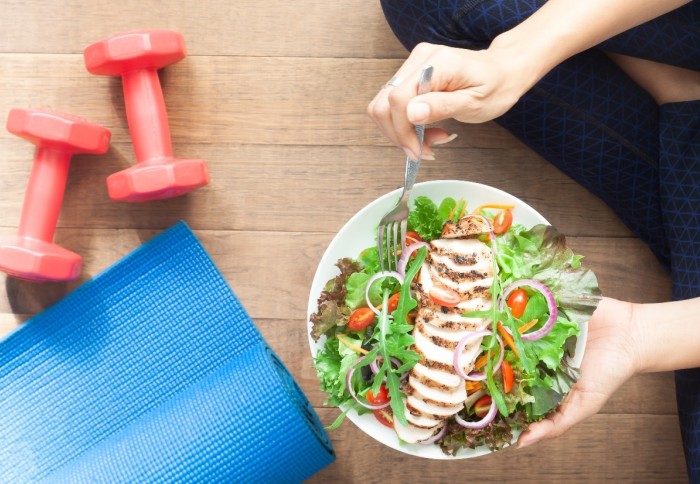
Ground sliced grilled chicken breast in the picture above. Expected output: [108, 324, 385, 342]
[406, 393, 463, 419]
[408, 375, 467, 406]
[441, 216, 492, 238]
[394, 400, 444, 443]
[411, 362, 462, 390]
[396, 225, 494, 443]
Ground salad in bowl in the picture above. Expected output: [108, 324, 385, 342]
[307, 180, 601, 458]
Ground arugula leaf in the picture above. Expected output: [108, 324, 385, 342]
[372, 247, 427, 425]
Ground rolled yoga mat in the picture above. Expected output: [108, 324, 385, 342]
[0, 222, 334, 482]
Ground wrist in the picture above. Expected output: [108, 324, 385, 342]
[487, 32, 563, 98]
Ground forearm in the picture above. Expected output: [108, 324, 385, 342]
[488, 0, 691, 94]
[633, 297, 700, 373]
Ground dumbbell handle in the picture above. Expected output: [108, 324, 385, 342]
[18, 148, 71, 242]
[122, 68, 174, 163]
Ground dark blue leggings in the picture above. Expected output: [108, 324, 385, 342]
[380, 0, 700, 478]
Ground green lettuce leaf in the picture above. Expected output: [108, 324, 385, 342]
[407, 196, 455, 241]
[497, 224, 602, 326]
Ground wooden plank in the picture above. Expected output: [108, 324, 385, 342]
[0, 54, 512, 148]
[310, 411, 686, 483]
[0, 230, 669, 318]
[0, 0, 406, 59]
[0, 142, 637, 238]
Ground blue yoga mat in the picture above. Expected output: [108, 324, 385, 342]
[0, 222, 334, 482]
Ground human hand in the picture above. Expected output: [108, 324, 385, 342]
[517, 297, 642, 448]
[367, 41, 537, 160]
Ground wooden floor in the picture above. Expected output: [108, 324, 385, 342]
[0, 1, 687, 482]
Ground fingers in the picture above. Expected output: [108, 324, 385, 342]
[517, 384, 603, 449]
[368, 43, 445, 159]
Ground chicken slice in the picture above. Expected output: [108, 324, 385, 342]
[394, 412, 443, 443]
[407, 374, 467, 406]
[406, 392, 463, 420]
[414, 326, 477, 372]
[411, 362, 462, 390]
[415, 308, 489, 331]
[405, 403, 444, 429]
[440, 216, 492, 238]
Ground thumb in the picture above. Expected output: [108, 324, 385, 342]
[407, 90, 489, 125]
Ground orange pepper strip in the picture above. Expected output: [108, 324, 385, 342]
[465, 380, 483, 394]
[497, 322, 520, 358]
[473, 203, 516, 215]
[518, 318, 539, 334]
[474, 352, 492, 371]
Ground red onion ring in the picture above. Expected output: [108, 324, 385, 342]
[397, 241, 430, 276]
[419, 423, 447, 445]
[453, 330, 504, 381]
[345, 357, 391, 410]
[500, 279, 558, 341]
[455, 396, 497, 429]
[365, 271, 404, 316]
[369, 356, 408, 382]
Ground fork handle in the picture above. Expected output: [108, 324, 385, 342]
[398, 66, 433, 204]
[399, 155, 420, 204]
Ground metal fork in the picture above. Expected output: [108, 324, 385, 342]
[377, 65, 433, 272]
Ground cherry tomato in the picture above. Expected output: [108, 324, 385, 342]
[387, 293, 401, 312]
[366, 384, 390, 405]
[405, 231, 423, 246]
[474, 395, 492, 418]
[373, 409, 394, 428]
[506, 289, 528, 319]
[493, 209, 513, 235]
[501, 361, 514, 394]
[429, 286, 461, 308]
[348, 307, 375, 331]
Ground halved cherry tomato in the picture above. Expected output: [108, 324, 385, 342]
[375, 293, 401, 313]
[366, 384, 390, 405]
[474, 395, 492, 418]
[405, 231, 423, 246]
[429, 286, 461, 307]
[348, 307, 375, 331]
[493, 209, 513, 235]
[387, 293, 401, 312]
[506, 288, 528, 319]
[501, 361, 514, 394]
[373, 409, 393, 428]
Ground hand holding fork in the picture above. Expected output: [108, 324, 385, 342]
[377, 65, 433, 272]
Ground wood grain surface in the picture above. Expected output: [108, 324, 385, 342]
[0, 1, 686, 482]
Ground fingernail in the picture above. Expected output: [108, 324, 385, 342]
[403, 147, 418, 160]
[431, 133, 458, 146]
[407, 102, 430, 123]
[421, 152, 436, 161]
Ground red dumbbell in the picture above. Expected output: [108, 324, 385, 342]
[0, 109, 111, 282]
[84, 30, 209, 202]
